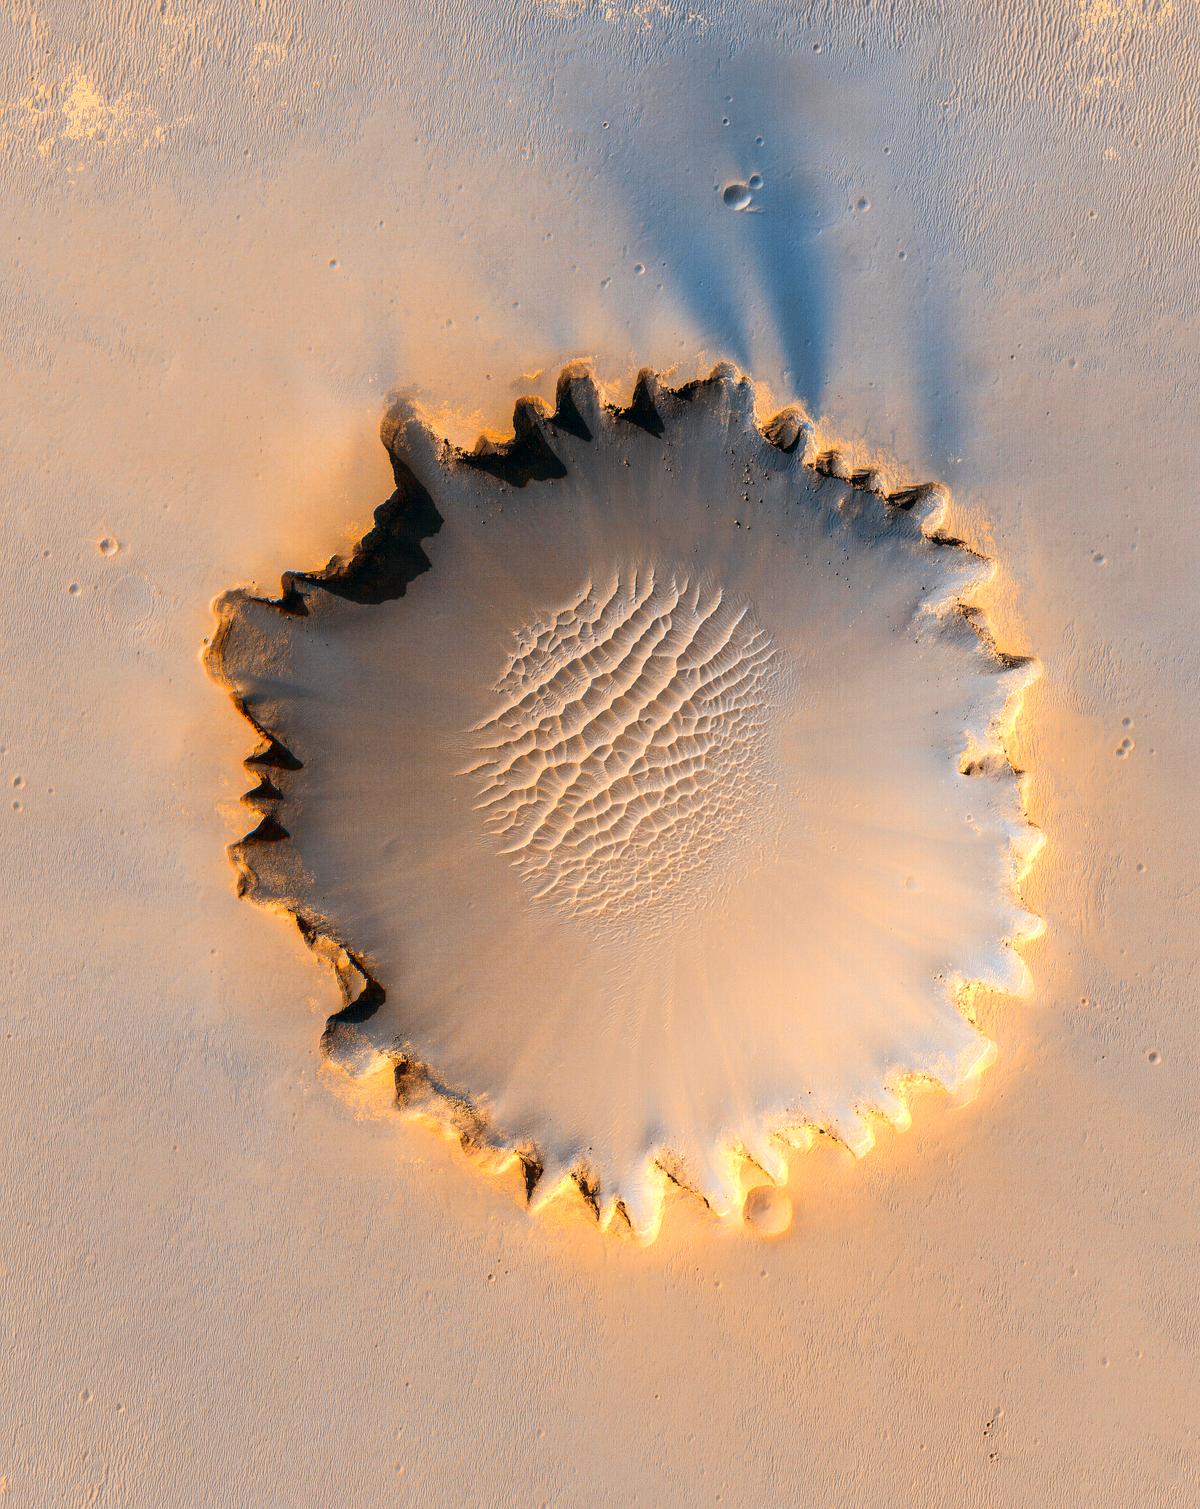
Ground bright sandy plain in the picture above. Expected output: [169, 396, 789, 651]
[2, 1, 1197, 1504]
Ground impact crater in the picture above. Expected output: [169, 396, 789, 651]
[206, 362, 1042, 1242]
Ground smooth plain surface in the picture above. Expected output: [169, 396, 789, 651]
[2, 1, 1198, 1504]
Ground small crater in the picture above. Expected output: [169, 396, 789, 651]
[1115, 737, 1133, 758]
[1147, 1050, 1161, 1065]
[722, 182, 753, 211]
[742, 1185, 792, 1237]
[97, 536, 119, 557]
[100, 572, 158, 630]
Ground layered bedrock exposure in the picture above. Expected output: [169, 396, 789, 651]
[207, 363, 1043, 1241]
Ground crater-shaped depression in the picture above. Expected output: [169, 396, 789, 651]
[207, 363, 1042, 1241]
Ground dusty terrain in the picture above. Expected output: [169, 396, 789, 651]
[2, 1, 1197, 1503]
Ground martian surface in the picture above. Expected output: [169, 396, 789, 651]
[2, 0, 1198, 1503]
